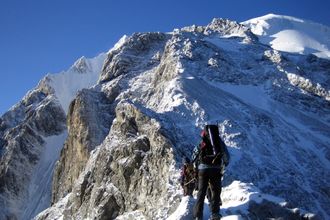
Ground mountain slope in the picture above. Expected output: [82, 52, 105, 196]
[0, 54, 106, 220]
[243, 14, 330, 59]
[0, 15, 329, 220]
[34, 18, 329, 219]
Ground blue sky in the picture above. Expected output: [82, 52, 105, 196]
[1, 0, 330, 115]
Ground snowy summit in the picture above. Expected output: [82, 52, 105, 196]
[243, 13, 330, 59]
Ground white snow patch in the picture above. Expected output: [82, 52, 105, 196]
[24, 132, 68, 220]
[205, 37, 245, 52]
[109, 35, 129, 54]
[214, 83, 269, 111]
[270, 30, 329, 55]
[33, 194, 70, 220]
[46, 53, 106, 113]
[221, 181, 285, 215]
[167, 180, 286, 219]
[156, 79, 185, 112]
[243, 14, 330, 59]
[167, 196, 195, 220]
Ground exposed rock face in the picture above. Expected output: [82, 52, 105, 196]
[100, 32, 167, 83]
[70, 56, 91, 73]
[52, 88, 115, 203]
[38, 101, 174, 219]
[0, 89, 66, 219]
[204, 18, 257, 42]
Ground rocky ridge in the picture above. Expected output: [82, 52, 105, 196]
[0, 16, 329, 219]
[39, 18, 329, 219]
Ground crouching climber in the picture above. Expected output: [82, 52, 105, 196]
[192, 124, 230, 220]
[180, 157, 196, 196]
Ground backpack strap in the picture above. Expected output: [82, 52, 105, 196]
[191, 146, 200, 163]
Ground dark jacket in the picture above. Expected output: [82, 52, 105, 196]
[191, 139, 230, 170]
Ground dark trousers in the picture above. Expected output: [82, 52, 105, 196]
[183, 182, 195, 196]
[193, 168, 221, 218]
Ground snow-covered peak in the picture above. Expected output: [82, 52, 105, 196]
[178, 18, 256, 43]
[38, 53, 106, 113]
[242, 13, 330, 59]
[108, 35, 129, 54]
[205, 18, 252, 38]
[70, 56, 89, 73]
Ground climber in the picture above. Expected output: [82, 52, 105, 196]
[192, 124, 230, 220]
[180, 157, 196, 196]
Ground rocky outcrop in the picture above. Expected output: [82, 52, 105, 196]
[204, 18, 257, 42]
[179, 18, 258, 43]
[37, 101, 174, 219]
[52, 88, 115, 203]
[100, 32, 167, 83]
[70, 57, 91, 73]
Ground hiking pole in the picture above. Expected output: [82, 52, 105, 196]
[212, 152, 222, 164]
[208, 126, 217, 155]
[184, 177, 196, 186]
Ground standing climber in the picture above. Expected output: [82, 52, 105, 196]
[180, 157, 196, 196]
[192, 124, 230, 220]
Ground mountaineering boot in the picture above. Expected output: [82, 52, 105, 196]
[210, 213, 222, 220]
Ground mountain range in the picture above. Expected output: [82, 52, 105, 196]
[0, 14, 329, 220]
